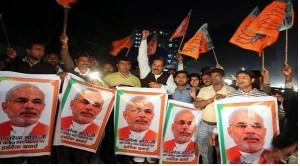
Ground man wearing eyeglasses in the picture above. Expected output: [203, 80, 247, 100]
[0, 84, 48, 137]
[226, 109, 269, 164]
[61, 88, 104, 136]
[118, 96, 156, 143]
[164, 110, 197, 153]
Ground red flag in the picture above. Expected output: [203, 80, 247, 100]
[56, 0, 77, 7]
[248, 0, 287, 39]
[109, 36, 132, 56]
[169, 10, 192, 41]
[229, 7, 277, 55]
[179, 23, 214, 60]
[147, 36, 158, 56]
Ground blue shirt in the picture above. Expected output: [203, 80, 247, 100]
[171, 85, 193, 103]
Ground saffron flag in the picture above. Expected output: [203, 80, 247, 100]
[248, 0, 287, 39]
[279, 0, 294, 31]
[147, 35, 158, 56]
[179, 23, 214, 60]
[229, 7, 276, 55]
[169, 10, 192, 41]
[110, 36, 132, 56]
[56, 0, 77, 7]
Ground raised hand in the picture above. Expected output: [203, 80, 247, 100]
[142, 30, 150, 40]
[60, 33, 69, 47]
[175, 53, 183, 64]
[216, 64, 224, 70]
[6, 48, 17, 60]
[282, 64, 292, 82]
[261, 67, 270, 85]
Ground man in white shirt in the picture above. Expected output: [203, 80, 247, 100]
[138, 30, 176, 95]
[194, 68, 235, 163]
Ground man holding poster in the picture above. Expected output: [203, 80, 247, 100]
[0, 84, 48, 137]
[226, 108, 269, 164]
[118, 96, 156, 142]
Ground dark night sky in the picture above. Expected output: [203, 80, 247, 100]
[0, 0, 298, 88]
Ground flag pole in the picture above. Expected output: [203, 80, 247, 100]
[63, 7, 70, 33]
[0, 14, 11, 48]
[284, 29, 288, 64]
[212, 49, 219, 65]
[124, 30, 136, 57]
[177, 9, 192, 53]
[125, 46, 132, 57]
[178, 35, 186, 52]
[261, 51, 265, 69]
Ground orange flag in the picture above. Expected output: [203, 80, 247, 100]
[229, 7, 277, 55]
[56, 0, 77, 7]
[109, 36, 132, 56]
[248, 0, 287, 39]
[147, 35, 158, 56]
[169, 10, 192, 41]
[280, 0, 294, 31]
[179, 23, 214, 60]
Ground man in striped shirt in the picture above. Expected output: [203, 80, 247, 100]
[228, 70, 268, 97]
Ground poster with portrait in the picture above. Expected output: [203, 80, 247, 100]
[216, 96, 279, 164]
[114, 87, 168, 158]
[161, 100, 201, 164]
[0, 71, 60, 158]
[53, 73, 115, 153]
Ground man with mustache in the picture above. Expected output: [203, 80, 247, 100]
[61, 88, 104, 136]
[118, 96, 156, 143]
[226, 109, 269, 164]
[164, 110, 196, 153]
[138, 30, 176, 95]
[0, 84, 48, 137]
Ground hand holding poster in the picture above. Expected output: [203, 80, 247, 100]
[161, 100, 201, 164]
[0, 71, 60, 158]
[114, 87, 168, 158]
[53, 73, 114, 153]
[215, 96, 279, 164]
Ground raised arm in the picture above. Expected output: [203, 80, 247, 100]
[137, 30, 151, 79]
[60, 33, 74, 71]
[176, 53, 184, 71]
[282, 64, 293, 89]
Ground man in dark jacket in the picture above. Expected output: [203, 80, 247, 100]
[0, 43, 56, 163]
[3, 42, 56, 74]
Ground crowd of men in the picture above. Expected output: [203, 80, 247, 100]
[0, 29, 297, 164]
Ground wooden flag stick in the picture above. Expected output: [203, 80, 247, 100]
[125, 46, 132, 57]
[0, 14, 11, 48]
[63, 7, 70, 33]
[261, 51, 265, 69]
[284, 29, 288, 64]
[178, 35, 186, 52]
[212, 49, 219, 65]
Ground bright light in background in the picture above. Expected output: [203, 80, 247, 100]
[88, 71, 104, 84]
[241, 67, 245, 71]
[224, 78, 232, 85]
